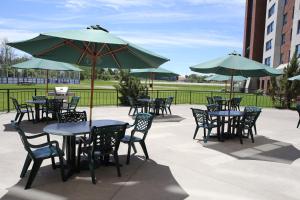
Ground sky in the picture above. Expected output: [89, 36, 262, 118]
[0, 0, 245, 75]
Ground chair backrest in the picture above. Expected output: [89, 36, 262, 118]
[213, 96, 222, 101]
[191, 108, 209, 127]
[165, 97, 174, 107]
[69, 96, 80, 109]
[231, 97, 242, 105]
[206, 104, 220, 112]
[127, 96, 135, 106]
[132, 113, 154, 139]
[11, 98, 21, 113]
[241, 107, 262, 129]
[207, 97, 214, 104]
[90, 124, 127, 155]
[46, 99, 63, 112]
[11, 121, 34, 157]
[154, 98, 165, 108]
[57, 111, 87, 123]
[32, 96, 47, 101]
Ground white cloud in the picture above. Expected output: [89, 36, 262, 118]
[114, 31, 242, 48]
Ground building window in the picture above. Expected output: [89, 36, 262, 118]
[268, 4, 275, 18]
[267, 21, 274, 34]
[281, 33, 286, 45]
[297, 21, 300, 34]
[265, 57, 271, 66]
[266, 39, 272, 51]
[284, 0, 288, 6]
[296, 45, 300, 58]
[280, 53, 284, 64]
[283, 13, 288, 25]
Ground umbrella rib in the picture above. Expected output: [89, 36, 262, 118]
[105, 44, 121, 68]
[126, 47, 156, 68]
[95, 44, 106, 57]
[35, 40, 67, 57]
[99, 45, 128, 57]
[77, 42, 91, 64]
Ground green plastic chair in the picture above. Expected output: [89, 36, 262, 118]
[77, 124, 127, 184]
[11, 97, 34, 124]
[121, 113, 154, 164]
[11, 121, 65, 189]
[237, 108, 261, 144]
[191, 108, 218, 142]
[61, 96, 80, 112]
[244, 106, 261, 135]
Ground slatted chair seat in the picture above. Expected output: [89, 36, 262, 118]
[32, 146, 63, 159]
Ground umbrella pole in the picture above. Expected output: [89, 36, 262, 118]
[89, 57, 96, 126]
[46, 69, 49, 95]
[229, 74, 234, 110]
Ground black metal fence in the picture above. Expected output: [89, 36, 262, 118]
[3, 88, 276, 112]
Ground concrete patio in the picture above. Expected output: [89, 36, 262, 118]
[0, 105, 300, 200]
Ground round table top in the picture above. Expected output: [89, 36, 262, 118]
[137, 98, 156, 103]
[43, 119, 128, 136]
[208, 110, 243, 117]
[26, 100, 47, 104]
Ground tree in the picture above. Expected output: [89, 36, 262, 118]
[114, 70, 147, 105]
[269, 52, 300, 108]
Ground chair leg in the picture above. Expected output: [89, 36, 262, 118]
[168, 107, 172, 115]
[58, 155, 66, 182]
[140, 140, 149, 160]
[88, 154, 96, 184]
[27, 112, 30, 121]
[20, 154, 32, 178]
[254, 124, 257, 135]
[193, 126, 199, 139]
[204, 129, 211, 143]
[18, 113, 25, 124]
[51, 157, 56, 169]
[113, 152, 121, 177]
[126, 143, 132, 165]
[131, 143, 137, 154]
[128, 107, 132, 115]
[15, 113, 20, 121]
[25, 159, 42, 189]
[31, 111, 34, 122]
[62, 137, 66, 153]
[297, 119, 300, 128]
[249, 129, 254, 143]
[77, 141, 82, 172]
[238, 127, 243, 144]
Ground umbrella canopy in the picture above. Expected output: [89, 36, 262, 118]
[8, 29, 169, 69]
[12, 58, 82, 71]
[8, 28, 169, 122]
[205, 74, 247, 82]
[130, 67, 179, 79]
[11, 58, 82, 94]
[190, 53, 282, 77]
[288, 75, 300, 81]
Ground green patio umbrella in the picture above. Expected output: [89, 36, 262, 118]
[8, 28, 169, 122]
[130, 67, 179, 89]
[205, 74, 247, 92]
[288, 75, 300, 81]
[205, 74, 247, 82]
[190, 52, 282, 108]
[12, 58, 82, 94]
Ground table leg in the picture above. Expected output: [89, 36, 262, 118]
[217, 116, 221, 141]
[65, 136, 76, 179]
[220, 116, 225, 142]
[35, 104, 40, 122]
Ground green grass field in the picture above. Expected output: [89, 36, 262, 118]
[0, 80, 274, 112]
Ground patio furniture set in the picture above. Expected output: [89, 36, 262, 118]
[11, 95, 154, 189]
[191, 97, 261, 144]
[127, 96, 174, 116]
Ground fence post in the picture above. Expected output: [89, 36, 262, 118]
[175, 90, 177, 105]
[189, 90, 192, 104]
[116, 90, 119, 107]
[7, 89, 10, 112]
[156, 90, 159, 98]
[34, 88, 37, 96]
[255, 93, 258, 106]
[210, 91, 213, 98]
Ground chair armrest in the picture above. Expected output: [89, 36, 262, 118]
[29, 140, 60, 149]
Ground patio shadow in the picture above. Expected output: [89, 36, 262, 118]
[203, 136, 300, 164]
[0, 156, 188, 200]
[3, 120, 50, 134]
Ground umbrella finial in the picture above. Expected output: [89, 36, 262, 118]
[229, 51, 241, 56]
[87, 25, 109, 32]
